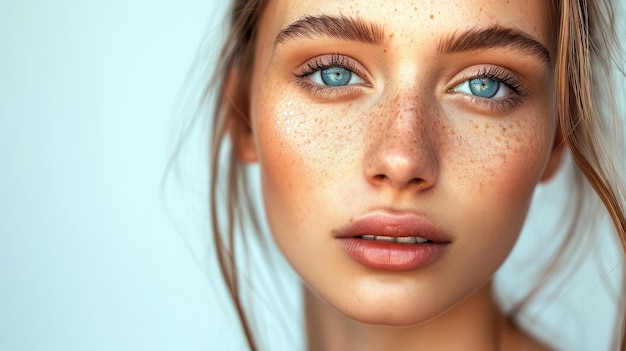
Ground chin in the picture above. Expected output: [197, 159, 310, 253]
[353, 315, 428, 328]
[334, 298, 443, 327]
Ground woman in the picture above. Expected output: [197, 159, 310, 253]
[203, 0, 626, 349]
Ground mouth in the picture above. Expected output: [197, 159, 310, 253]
[334, 211, 450, 243]
[358, 235, 431, 244]
[334, 211, 450, 271]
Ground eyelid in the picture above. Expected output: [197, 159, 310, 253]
[447, 65, 530, 113]
[293, 53, 369, 80]
[291, 54, 371, 97]
[448, 66, 529, 97]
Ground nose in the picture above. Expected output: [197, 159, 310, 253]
[363, 99, 439, 191]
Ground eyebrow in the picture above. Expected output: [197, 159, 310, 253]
[274, 14, 386, 46]
[438, 25, 552, 66]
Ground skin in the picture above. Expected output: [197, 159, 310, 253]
[233, 0, 562, 349]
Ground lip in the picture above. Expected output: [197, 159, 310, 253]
[334, 211, 450, 271]
[334, 211, 450, 242]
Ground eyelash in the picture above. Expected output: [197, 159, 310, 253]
[292, 55, 530, 113]
[453, 66, 530, 113]
[292, 54, 368, 97]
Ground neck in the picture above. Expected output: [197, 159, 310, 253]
[305, 282, 506, 351]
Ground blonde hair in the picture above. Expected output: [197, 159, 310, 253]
[200, 0, 626, 349]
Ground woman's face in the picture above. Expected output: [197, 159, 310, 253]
[239, 0, 559, 325]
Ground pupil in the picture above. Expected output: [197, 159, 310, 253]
[469, 78, 499, 98]
[321, 67, 352, 86]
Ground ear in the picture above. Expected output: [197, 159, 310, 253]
[225, 67, 258, 163]
[540, 127, 565, 182]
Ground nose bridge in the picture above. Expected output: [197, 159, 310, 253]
[386, 96, 430, 146]
[364, 92, 439, 190]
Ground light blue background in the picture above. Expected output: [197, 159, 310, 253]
[0, 1, 242, 350]
[1, 1, 624, 350]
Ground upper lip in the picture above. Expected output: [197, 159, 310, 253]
[333, 211, 451, 243]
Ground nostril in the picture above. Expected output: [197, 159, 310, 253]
[373, 174, 387, 183]
[408, 178, 426, 186]
[372, 174, 425, 188]
[369, 174, 389, 186]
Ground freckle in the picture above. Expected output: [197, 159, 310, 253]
[430, 14, 434, 19]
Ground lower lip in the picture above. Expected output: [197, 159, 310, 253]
[337, 238, 448, 271]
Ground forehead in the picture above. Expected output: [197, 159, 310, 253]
[257, 0, 554, 51]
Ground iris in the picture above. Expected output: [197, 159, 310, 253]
[468, 78, 499, 98]
[321, 67, 352, 86]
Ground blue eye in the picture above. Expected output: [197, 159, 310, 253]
[321, 67, 352, 86]
[294, 54, 367, 90]
[453, 76, 512, 99]
[468, 78, 499, 98]
[306, 66, 365, 87]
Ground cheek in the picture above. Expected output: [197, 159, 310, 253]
[255, 90, 373, 179]
[441, 108, 554, 266]
[442, 102, 554, 198]
[252, 93, 353, 242]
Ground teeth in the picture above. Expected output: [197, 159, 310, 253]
[360, 235, 429, 244]
[375, 235, 395, 242]
[396, 236, 417, 244]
